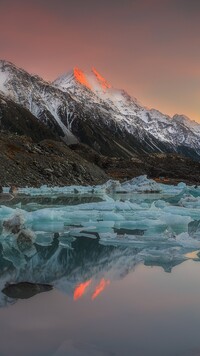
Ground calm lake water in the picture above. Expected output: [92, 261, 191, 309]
[0, 239, 200, 356]
[1, 180, 200, 356]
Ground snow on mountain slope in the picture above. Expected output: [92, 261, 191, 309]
[0, 71, 8, 94]
[53, 66, 142, 116]
[0, 60, 78, 144]
[1, 60, 200, 160]
[0, 92, 60, 142]
[172, 114, 200, 134]
[53, 66, 200, 156]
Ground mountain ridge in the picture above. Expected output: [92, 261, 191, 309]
[1, 59, 200, 161]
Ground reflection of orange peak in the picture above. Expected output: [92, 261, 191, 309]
[92, 278, 110, 300]
[74, 279, 92, 301]
[92, 67, 111, 90]
[73, 67, 91, 90]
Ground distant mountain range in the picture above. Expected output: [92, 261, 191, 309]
[1, 60, 200, 161]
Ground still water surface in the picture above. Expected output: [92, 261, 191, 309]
[0, 239, 200, 356]
[0, 184, 200, 356]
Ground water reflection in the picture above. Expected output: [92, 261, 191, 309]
[91, 279, 111, 300]
[0, 228, 198, 308]
[2, 282, 52, 299]
[1, 186, 200, 310]
[74, 279, 92, 301]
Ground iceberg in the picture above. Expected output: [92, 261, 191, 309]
[120, 175, 161, 193]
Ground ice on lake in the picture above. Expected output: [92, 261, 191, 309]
[0, 175, 200, 307]
[1, 176, 200, 355]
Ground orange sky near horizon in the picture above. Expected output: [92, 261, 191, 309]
[0, 0, 200, 122]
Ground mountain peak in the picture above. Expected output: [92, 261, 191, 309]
[53, 67, 112, 93]
[91, 67, 111, 91]
[73, 67, 91, 90]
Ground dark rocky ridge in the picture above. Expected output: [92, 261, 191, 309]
[70, 143, 200, 185]
[0, 132, 107, 187]
[1, 130, 200, 186]
[0, 94, 60, 142]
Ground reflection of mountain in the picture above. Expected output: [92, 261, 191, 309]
[0, 234, 189, 308]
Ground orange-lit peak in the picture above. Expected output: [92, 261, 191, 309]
[91, 278, 110, 300]
[73, 67, 91, 90]
[74, 279, 92, 301]
[92, 67, 111, 91]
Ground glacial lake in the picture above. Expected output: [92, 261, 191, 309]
[0, 177, 200, 356]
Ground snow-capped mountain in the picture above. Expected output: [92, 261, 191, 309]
[53, 66, 200, 158]
[0, 92, 59, 142]
[0, 60, 78, 144]
[1, 59, 200, 160]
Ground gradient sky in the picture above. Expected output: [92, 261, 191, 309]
[0, 0, 200, 121]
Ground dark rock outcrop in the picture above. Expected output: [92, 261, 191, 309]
[2, 282, 53, 299]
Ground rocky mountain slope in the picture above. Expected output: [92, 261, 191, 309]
[0, 93, 59, 142]
[1, 60, 200, 160]
[0, 132, 107, 187]
[70, 143, 200, 185]
[0, 127, 199, 187]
